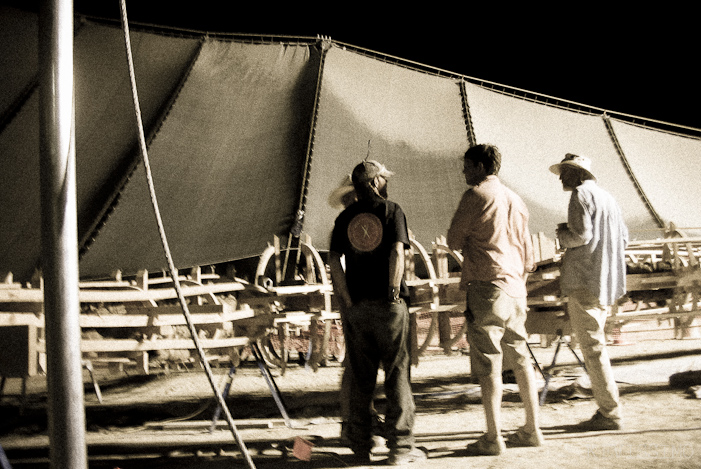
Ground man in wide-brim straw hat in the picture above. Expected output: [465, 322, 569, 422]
[550, 152, 628, 431]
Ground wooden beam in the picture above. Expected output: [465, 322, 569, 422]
[37, 337, 250, 353]
[0, 281, 250, 303]
[1, 306, 257, 328]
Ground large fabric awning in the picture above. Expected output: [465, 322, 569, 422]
[2, 5, 700, 282]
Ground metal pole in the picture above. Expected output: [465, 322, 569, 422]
[38, 0, 88, 468]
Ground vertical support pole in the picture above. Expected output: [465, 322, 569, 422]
[434, 239, 452, 353]
[38, 0, 88, 468]
[274, 235, 282, 285]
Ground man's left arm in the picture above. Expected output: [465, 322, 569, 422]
[523, 227, 536, 278]
[389, 204, 410, 301]
[621, 213, 629, 249]
[447, 192, 471, 251]
[388, 242, 405, 301]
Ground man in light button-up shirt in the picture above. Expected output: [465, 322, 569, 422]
[551, 153, 628, 431]
[448, 144, 541, 455]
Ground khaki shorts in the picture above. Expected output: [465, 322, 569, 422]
[466, 281, 529, 378]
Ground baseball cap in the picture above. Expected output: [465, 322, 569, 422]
[351, 160, 394, 185]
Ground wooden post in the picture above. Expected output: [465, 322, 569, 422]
[274, 235, 282, 285]
[434, 237, 453, 354]
[303, 234, 315, 284]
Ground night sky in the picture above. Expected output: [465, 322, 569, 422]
[61, 2, 701, 132]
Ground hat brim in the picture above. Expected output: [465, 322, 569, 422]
[549, 162, 596, 181]
[327, 185, 355, 210]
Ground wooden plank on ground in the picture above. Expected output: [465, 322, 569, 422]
[144, 419, 289, 430]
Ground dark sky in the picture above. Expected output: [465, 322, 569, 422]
[69, 2, 701, 132]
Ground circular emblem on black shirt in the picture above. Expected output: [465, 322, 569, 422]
[347, 212, 383, 252]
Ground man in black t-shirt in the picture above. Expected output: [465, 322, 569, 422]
[329, 160, 423, 465]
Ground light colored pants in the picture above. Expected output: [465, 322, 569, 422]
[466, 281, 530, 378]
[567, 289, 622, 420]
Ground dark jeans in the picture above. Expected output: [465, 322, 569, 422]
[343, 298, 415, 453]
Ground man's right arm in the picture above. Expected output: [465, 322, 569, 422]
[328, 251, 352, 310]
[559, 190, 592, 248]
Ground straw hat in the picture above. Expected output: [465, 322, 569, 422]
[327, 174, 355, 210]
[549, 153, 596, 181]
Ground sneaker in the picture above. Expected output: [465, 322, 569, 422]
[576, 411, 623, 431]
[370, 435, 385, 453]
[386, 447, 427, 465]
[507, 427, 544, 447]
[465, 433, 506, 456]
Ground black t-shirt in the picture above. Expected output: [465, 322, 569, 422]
[330, 198, 410, 303]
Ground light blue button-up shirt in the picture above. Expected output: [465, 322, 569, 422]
[559, 180, 628, 306]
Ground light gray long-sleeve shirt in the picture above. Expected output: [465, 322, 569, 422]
[559, 180, 628, 306]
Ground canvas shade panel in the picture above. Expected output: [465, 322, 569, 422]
[0, 17, 202, 282]
[74, 24, 202, 245]
[464, 82, 660, 240]
[0, 95, 42, 282]
[78, 40, 318, 278]
[0, 7, 41, 282]
[609, 119, 701, 236]
[0, 6, 38, 112]
[303, 46, 469, 252]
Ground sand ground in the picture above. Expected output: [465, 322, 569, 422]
[2, 338, 701, 468]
